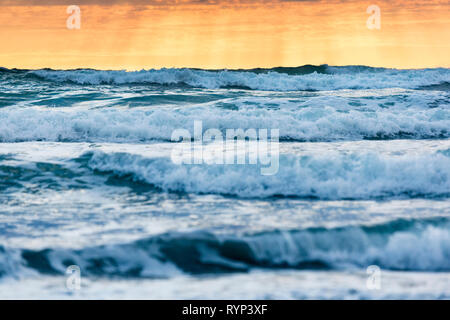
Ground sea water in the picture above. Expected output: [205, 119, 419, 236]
[0, 65, 449, 299]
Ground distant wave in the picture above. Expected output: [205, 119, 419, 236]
[1, 217, 449, 279]
[83, 148, 450, 199]
[1, 66, 449, 91]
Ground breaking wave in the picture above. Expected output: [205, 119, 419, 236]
[83, 148, 450, 199]
[1, 103, 448, 142]
[1, 218, 449, 279]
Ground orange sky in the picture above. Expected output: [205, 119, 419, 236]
[0, 0, 449, 70]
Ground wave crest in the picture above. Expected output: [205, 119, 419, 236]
[84, 148, 450, 199]
[2, 218, 449, 279]
[19, 67, 450, 91]
[1, 104, 448, 142]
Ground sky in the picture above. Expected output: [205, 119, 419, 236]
[0, 0, 449, 70]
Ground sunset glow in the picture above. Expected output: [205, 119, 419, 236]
[1, 0, 449, 69]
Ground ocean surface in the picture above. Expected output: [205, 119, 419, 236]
[0, 65, 449, 299]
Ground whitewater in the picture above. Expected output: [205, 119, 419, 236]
[0, 65, 449, 299]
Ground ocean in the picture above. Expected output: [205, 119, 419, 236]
[0, 65, 449, 299]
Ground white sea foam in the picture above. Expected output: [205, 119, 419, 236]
[1, 270, 449, 299]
